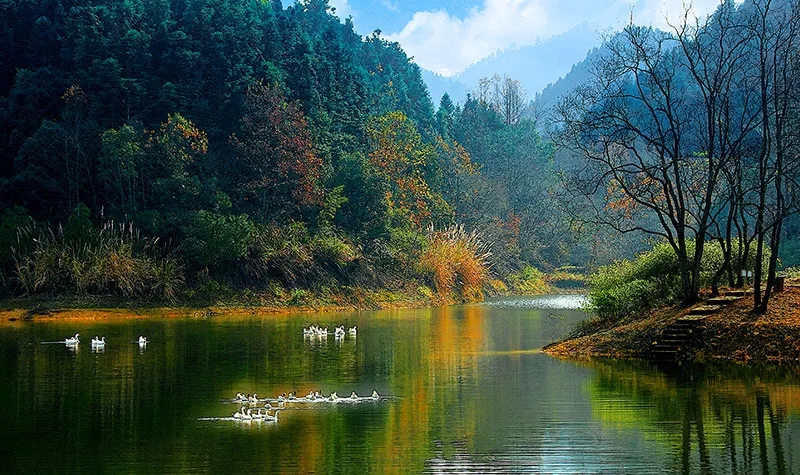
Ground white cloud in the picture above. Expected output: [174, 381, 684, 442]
[387, 0, 725, 76]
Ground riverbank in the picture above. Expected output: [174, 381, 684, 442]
[543, 285, 800, 363]
[0, 270, 584, 322]
[0, 284, 433, 323]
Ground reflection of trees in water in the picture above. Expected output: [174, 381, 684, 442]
[583, 360, 799, 475]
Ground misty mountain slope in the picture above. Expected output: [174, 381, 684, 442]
[422, 25, 601, 107]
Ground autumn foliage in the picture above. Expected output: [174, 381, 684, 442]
[232, 83, 323, 220]
[367, 111, 439, 226]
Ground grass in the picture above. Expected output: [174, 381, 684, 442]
[11, 221, 184, 300]
[419, 224, 492, 304]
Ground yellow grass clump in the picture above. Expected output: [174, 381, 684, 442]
[419, 225, 491, 304]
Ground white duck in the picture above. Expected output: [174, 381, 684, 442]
[91, 336, 106, 347]
[348, 325, 358, 336]
[138, 336, 148, 346]
[264, 409, 280, 422]
[65, 333, 80, 345]
[233, 406, 252, 420]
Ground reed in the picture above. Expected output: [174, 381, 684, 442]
[11, 220, 183, 300]
[419, 224, 492, 303]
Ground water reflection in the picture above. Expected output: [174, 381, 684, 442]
[483, 294, 588, 309]
[582, 359, 800, 475]
[0, 301, 798, 474]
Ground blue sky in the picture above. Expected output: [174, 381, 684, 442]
[328, 0, 731, 76]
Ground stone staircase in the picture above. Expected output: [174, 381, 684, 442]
[649, 293, 745, 362]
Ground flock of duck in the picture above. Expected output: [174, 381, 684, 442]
[208, 389, 386, 425]
[57, 333, 149, 352]
[302, 324, 357, 340]
[61, 324, 385, 427]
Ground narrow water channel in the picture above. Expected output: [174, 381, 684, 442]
[1, 296, 798, 474]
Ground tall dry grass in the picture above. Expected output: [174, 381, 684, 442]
[419, 224, 492, 303]
[12, 221, 183, 300]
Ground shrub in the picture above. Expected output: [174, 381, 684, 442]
[244, 222, 314, 285]
[587, 239, 769, 320]
[506, 265, 549, 294]
[183, 210, 256, 270]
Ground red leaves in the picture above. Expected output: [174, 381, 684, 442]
[232, 82, 323, 218]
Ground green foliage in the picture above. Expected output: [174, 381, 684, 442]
[317, 185, 348, 230]
[183, 210, 256, 270]
[506, 265, 549, 294]
[587, 240, 768, 320]
[588, 241, 685, 319]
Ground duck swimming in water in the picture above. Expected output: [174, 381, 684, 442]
[233, 406, 249, 419]
[91, 336, 106, 347]
[65, 333, 80, 345]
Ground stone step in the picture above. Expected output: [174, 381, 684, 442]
[706, 296, 743, 305]
[651, 343, 681, 351]
[672, 319, 702, 326]
[652, 332, 690, 343]
[650, 349, 679, 356]
[727, 289, 753, 297]
[679, 314, 710, 322]
[660, 338, 688, 344]
[688, 305, 722, 315]
[649, 317, 705, 361]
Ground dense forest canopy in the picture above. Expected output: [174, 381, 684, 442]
[0, 0, 573, 302]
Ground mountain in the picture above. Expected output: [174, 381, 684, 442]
[421, 25, 602, 108]
[421, 70, 470, 109]
[530, 45, 602, 120]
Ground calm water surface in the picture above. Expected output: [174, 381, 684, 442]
[1, 295, 798, 474]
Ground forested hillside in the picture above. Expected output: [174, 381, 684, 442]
[0, 0, 578, 304]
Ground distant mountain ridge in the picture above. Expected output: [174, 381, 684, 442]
[421, 25, 602, 107]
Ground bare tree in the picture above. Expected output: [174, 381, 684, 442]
[555, 4, 755, 306]
[474, 74, 527, 125]
[746, 0, 800, 311]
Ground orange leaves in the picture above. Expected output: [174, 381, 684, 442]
[419, 225, 492, 303]
[155, 113, 208, 164]
[233, 82, 323, 216]
[605, 176, 661, 218]
[367, 111, 437, 227]
[61, 84, 88, 105]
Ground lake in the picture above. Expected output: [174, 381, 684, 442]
[1, 295, 798, 474]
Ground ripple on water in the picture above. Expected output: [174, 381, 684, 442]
[482, 294, 588, 310]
